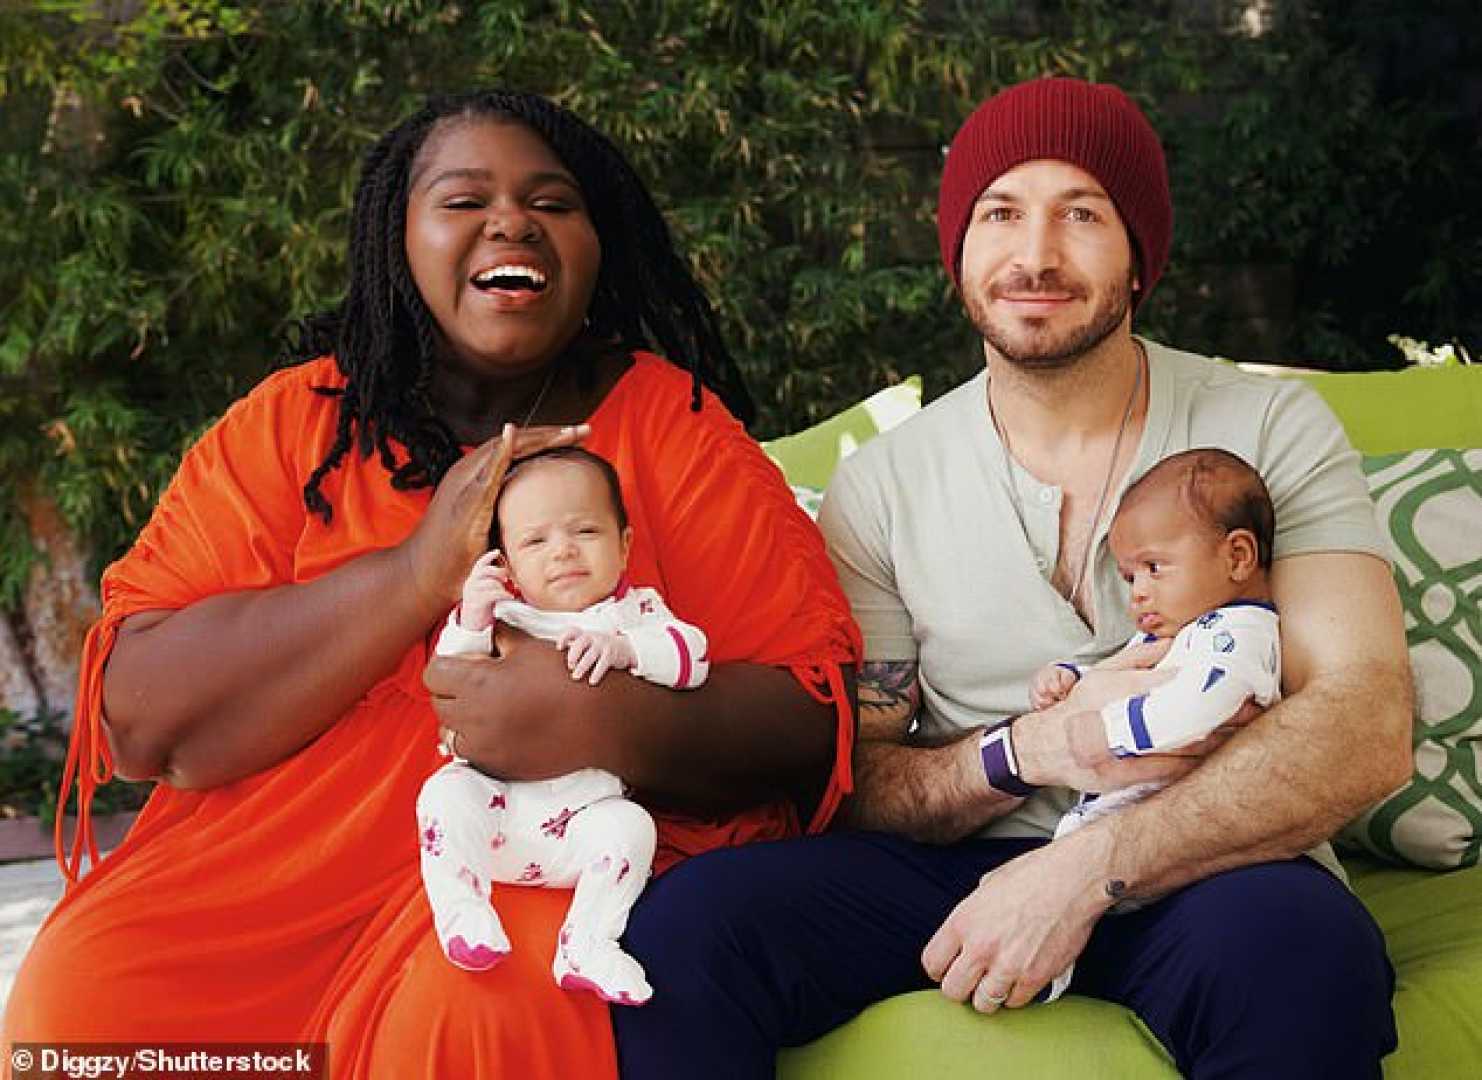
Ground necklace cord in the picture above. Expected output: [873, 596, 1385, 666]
[987, 340, 1146, 611]
[515, 361, 559, 430]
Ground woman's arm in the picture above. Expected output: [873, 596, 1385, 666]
[103, 425, 581, 789]
[104, 545, 445, 788]
[424, 634, 844, 816]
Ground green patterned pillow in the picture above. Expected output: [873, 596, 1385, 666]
[1338, 449, 1482, 869]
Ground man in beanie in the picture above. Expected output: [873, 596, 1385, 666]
[614, 77, 1409, 1077]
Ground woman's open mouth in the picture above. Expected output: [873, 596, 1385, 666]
[470, 264, 549, 302]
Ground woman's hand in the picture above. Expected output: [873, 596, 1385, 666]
[424, 627, 839, 813]
[425, 626, 602, 780]
[400, 422, 587, 615]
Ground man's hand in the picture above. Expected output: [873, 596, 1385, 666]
[1010, 640, 1254, 793]
[558, 628, 636, 685]
[922, 830, 1113, 1012]
[1013, 666, 1197, 794]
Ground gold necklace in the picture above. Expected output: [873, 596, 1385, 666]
[988, 341, 1145, 609]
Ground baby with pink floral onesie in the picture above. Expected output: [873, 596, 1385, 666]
[416, 447, 707, 1007]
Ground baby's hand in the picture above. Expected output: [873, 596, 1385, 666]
[1029, 663, 1080, 710]
[558, 628, 636, 685]
[458, 550, 514, 630]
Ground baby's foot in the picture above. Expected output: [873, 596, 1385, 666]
[436, 901, 512, 972]
[553, 930, 653, 1006]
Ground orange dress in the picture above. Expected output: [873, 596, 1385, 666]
[4, 353, 860, 1078]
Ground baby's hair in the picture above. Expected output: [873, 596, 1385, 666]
[280, 89, 753, 523]
[1123, 448, 1275, 569]
[488, 446, 628, 552]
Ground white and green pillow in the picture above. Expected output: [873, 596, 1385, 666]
[765, 378, 921, 518]
[1338, 449, 1482, 869]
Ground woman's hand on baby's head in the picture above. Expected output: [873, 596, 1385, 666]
[458, 550, 514, 630]
[557, 628, 636, 685]
[401, 422, 588, 614]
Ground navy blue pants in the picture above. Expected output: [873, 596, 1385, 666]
[614, 831, 1396, 1079]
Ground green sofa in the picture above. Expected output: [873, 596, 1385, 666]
[766, 361, 1482, 1078]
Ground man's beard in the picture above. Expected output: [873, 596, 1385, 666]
[965, 267, 1134, 371]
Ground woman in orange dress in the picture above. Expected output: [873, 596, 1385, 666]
[5, 90, 859, 1078]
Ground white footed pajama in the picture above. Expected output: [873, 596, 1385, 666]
[416, 585, 708, 1005]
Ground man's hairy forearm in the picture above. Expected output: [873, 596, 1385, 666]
[1098, 661, 1413, 901]
[841, 732, 1023, 844]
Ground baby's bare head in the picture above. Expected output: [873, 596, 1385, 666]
[1118, 448, 1275, 570]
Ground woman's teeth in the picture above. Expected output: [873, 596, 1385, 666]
[472, 265, 548, 292]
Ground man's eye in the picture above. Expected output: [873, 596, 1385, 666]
[1146, 562, 1161, 575]
[1065, 206, 1097, 223]
[979, 206, 1014, 223]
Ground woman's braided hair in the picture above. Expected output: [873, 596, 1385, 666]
[281, 89, 754, 522]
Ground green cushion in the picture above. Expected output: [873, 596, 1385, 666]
[780, 992, 1178, 1078]
[764, 377, 922, 493]
[1344, 858, 1482, 1075]
[1292, 365, 1482, 455]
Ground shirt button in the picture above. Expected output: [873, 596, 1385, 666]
[1035, 557, 1048, 572]
[1037, 487, 1054, 505]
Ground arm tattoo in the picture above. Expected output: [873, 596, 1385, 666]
[859, 661, 920, 712]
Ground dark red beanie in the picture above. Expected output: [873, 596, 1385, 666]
[937, 77, 1172, 308]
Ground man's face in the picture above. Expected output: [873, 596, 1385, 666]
[958, 159, 1137, 370]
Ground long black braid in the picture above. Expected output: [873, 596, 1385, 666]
[280, 90, 754, 522]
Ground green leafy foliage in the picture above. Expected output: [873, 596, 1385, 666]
[1, 0, 1477, 588]
[0, 708, 150, 823]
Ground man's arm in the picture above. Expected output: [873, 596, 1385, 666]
[838, 659, 1194, 844]
[924, 551, 1413, 1007]
[839, 661, 1024, 844]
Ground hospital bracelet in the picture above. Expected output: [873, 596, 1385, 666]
[979, 715, 1038, 798]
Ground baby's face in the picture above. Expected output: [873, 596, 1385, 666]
[1108, 495, 1244, 638]
[496, 459, 630, 612]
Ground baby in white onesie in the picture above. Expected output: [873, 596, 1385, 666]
[416, 447, 708, 1007]
[1029, 448, 1280, 997]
